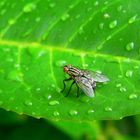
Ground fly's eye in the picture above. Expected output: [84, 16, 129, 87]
[64, 67, 68, 73]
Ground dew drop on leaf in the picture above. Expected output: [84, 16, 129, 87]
[87, 109, 94, 114]
[105, 107, 112, 112]
[49, 2, 56, 8]
[116, 83, 121, 87]
[55, 60, 66, 67]
[8, 19, 15, 25]
[6, 57, 14, 62]
[36, 88, 41, 91]
[0, 89, 2, 94]
[128, 15, 137, 24]
[126, 42, 134, 51]
[84, 1, 88, 4]
[7, 70, 23, 82]
[53, 111, 60, 116]
[109, 20, 117, 29]
[49, 100, 59, 106]
[61, 13, 70, 21]
[80, 96, 90, 103]
[69, 110, 78, 116]
[104, 13, 110, 18]
[119, 87, 126, 92]
[75, 14, 80, 19]
[24, 100, 33, 106]
[94, 1, 99, 6]
[78, 27, 84, 34]
[117, 5, 122, 12]
[125, 70, 133, 78]
[31, 112, 36, 115]
[129, 94, 137, 99]
[1, 9, 6, 15]
[87, 7, 92, 12]
[23, 3, 36, 13]
[0, 101, 3, 105]
[82, 63, 88, 68]
[99, 23, 104, 30]
[47, 94, 52, 100]
[35, 17, 41, 22]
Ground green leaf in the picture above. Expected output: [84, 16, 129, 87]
[0, 0, 140, 121]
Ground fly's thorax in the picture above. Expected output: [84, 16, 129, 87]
[67, 67, 81, 77]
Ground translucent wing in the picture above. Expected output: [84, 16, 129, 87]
[75, 77, 94, 97]
[82, 70, 109, 83]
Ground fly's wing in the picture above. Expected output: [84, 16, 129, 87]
[75, 77, 94, 97]
[82, 70, 109, 83]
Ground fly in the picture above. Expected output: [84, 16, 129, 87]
[61, 64, 109, 98]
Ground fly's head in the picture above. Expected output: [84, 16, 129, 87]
[63, 64, 71, 75]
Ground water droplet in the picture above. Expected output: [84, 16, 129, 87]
[1, 9, 6, 15]
[87, 7, 92, 12]
[80, 96, 90, 103]
[23, 3, 36, 13]
[78, 27, 84, 34]
[8, 19, 15, 25]
[53, 111, 60, 116]
[126, 42, 134, 51]
[75, 14, 80, 19]
[119, 87, 126, 92]
[104, 1, 108, 5]
[14, 63, 20, 69]
[31, 112, 36, 115]
[125, 70, 133, 78]
[94, 1, 99, 6]
[97, 45, 103, 50]
[69, 4, 74, 9]
[82, 63, 88, 68]
[55, 60, 66, 67]
[129, 94, 137, 99]
[36, 50, 46, 58]
[47, 95, 52, 99]
[6, 58, 14, 62]
[24, 100, 32, 106]
[36, 88, 41, 91]
[7, 70, 23, 82]
[117, 5, 122, 12]
[116, 83, 121, 87]
[49, 2, 56, 8]
[133, 65, 139, 69]
[0, 101, 3, 105]
[104, 13, 110, 18]
[69, 110, 78, 116]
[106, 35, 111, 40]
[84, 1, 88, 4]
[87, 109, 94, 114]
[0, 1, 5, 6]
[35, 17, 41, 22]
[3, 48, 10, 52]
[49, 100, 59, 106]
[99, 23, 104, 30]
[61, 13, 70, 21]
[109, 20, 117, 29]
[105, 107, 112, 111]
[128, 15, 137, 24]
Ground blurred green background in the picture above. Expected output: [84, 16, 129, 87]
[0, 108, 139, 140]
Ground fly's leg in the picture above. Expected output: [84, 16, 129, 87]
[65, 81, 75, 97]
[61, 78, 72, 93]
[76, 84, 79, 97]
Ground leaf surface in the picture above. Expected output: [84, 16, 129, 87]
[0, 0, 140, 121]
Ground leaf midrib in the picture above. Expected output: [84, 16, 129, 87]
[0, 39, 139, 64]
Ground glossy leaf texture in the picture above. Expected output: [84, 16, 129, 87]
[0, 0, 140, 121]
